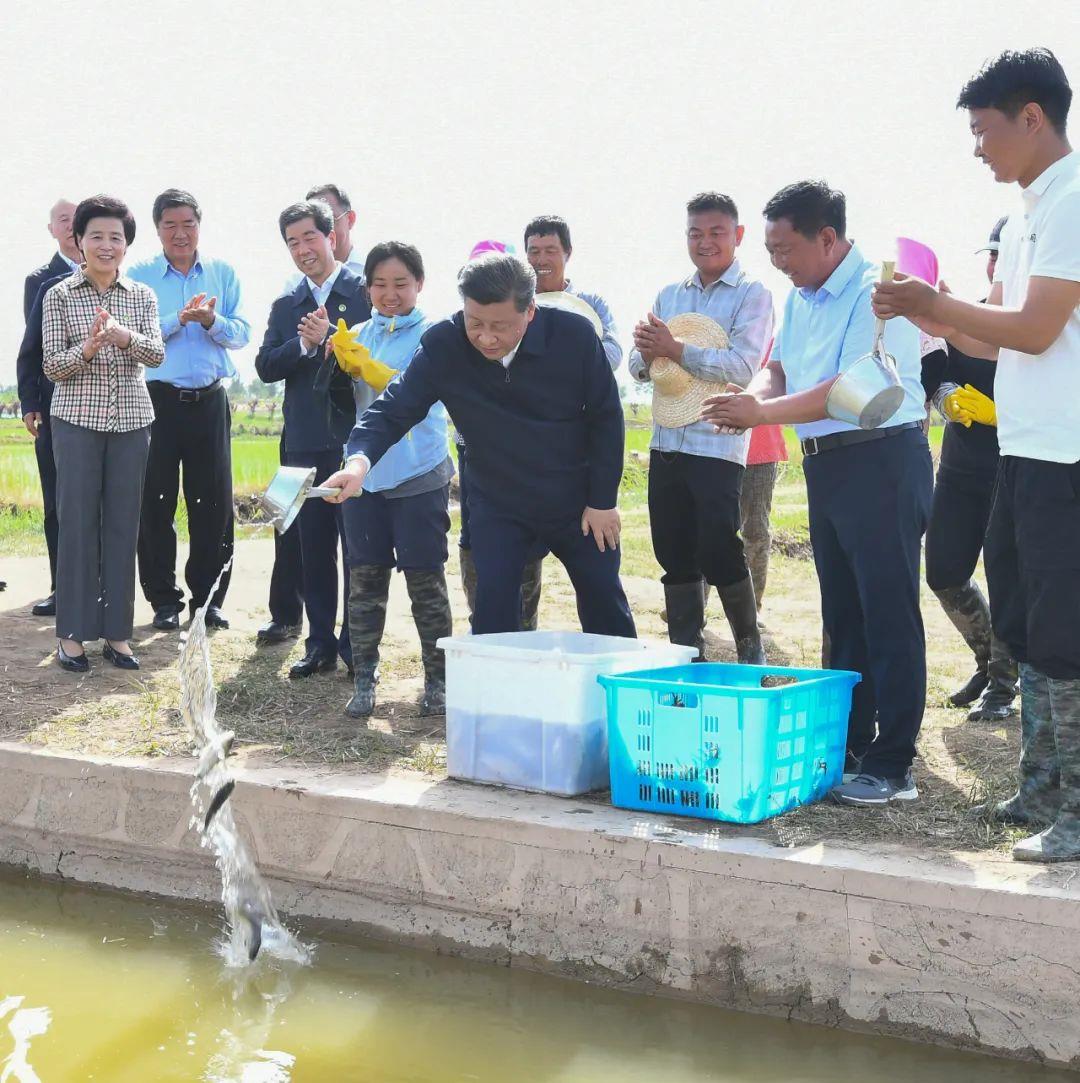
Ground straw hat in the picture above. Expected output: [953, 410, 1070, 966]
[650, 312, 730, 429]
[535, 291, 604, 338]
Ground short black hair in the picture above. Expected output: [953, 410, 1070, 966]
[73, 195, 136, 246]
[686, 191, 739, 221]
[305, 183, 352, 213]
[152, 188, 201, 227]
[364, 241, 425, 284]
[763, 180, 846, 240]
[458, 253, 535, 312]
[278, 200, 334, 241]
[958, 48, 1072, 136]
[524, 215, 571, 254]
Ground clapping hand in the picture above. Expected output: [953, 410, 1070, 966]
[97, 307, 132, 348]
[179, 293, 218, 328]
[633, 313, 682, 364]
[298, 306, 330, 353]
[81, 309, 112, 360]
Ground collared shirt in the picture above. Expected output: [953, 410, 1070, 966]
[300, 263, 344, 357]
[627, 260, 774, 464]
[564, 279, 622, 371]
[499, 339, 522, 369]
[993, 150, 1080, 463]
[127, 251, 251, 389]
[773, 245, 925, 440]
[60, 252, 80, 272]
[41, 267, 165, 432]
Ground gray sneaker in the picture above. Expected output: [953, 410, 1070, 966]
[831, 771, 918, 806]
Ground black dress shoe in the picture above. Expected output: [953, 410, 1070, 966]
[204, 606, 230, 630]
[257, 620, 302, 645]
[152, 607, 182, 631]
[289, 649, 338, 679]
[103, 642, 140, 670]
[32, 594, 56, 617]
[56, 641, 89, 673]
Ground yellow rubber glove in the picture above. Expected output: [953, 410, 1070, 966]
[329, 319, 398, 392]
[953, 384, 997, 428]
[940, 389, 972, 427]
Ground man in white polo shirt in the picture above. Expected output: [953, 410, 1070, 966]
[874, 47, 1080, 862]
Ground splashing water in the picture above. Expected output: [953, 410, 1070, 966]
[178, 583, 310, 969]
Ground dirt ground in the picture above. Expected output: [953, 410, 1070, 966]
[0, 534, 1024, 854]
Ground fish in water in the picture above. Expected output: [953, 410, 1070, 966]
[204, 780, 236, 830]
[238, 896, 267, 961]
[195, 729, 235, 780]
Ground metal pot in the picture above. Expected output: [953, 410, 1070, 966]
[259, 466, 343, 533]
[824, 261, 905, 430]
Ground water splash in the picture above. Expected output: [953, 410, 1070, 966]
[0, 996, 50, 1083]
[178, 579, 310, 969]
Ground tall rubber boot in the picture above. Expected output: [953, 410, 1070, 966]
[459, 547, 478, 623]
[404, 568, 452, 716]
[987, 663, 1060, 828]
[520, 559, 543, 632]
[717, 576, 766, 665]
[1013, 675, 1080, 862]
[663, 581, 706, 660]
[934, 581, 992, 707]
[345, 564, 392, 719]
[968, 634, 1019, 722]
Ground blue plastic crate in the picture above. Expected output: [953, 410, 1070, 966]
[598, 663, 861, 824]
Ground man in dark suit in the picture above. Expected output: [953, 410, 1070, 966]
[255, 199, 371, 678]
[16, 199, 82, 616]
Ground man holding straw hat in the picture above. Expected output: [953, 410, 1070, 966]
[628, 191, 773, 664]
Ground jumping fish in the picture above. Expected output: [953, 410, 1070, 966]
[237, 896, 267, 961]
[203, 780, 236, 830]
[195, 729, 235, 780]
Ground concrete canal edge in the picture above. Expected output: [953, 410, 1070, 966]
[1, 742, 1078, 1070]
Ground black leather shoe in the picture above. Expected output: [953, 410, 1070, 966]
[56, 641, 89, 673]
[257, 620, 302, 645]
[32, 594, 56, 617]
[204, 606, 230, 630]
[103, 642, 140, 670]
[289, 649, 337, 679]
[153, 607, 182, 631]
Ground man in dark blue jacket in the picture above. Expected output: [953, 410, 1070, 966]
[16, 199, 82, 617]
[323, 253, 635, 638]
[255, 200, 371, 678]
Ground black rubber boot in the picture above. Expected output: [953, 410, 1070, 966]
[934, 581, 992, 707]
[969, 634, 1019, 722]
[459, 547, 478, 623]
[717, 576, 766, 666]
[520, 559, 543, 632]
[663, 580, 706, 660]
[345, 564, 392, 719]
[404, 568, 452, 716]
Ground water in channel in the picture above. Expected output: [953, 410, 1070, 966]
[0, 871, 1070, 1083]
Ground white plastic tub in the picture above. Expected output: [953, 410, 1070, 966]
[437, 631, 696, 796]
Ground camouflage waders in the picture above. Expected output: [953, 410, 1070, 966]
[345, 564, 392, 719]
[404, 568, 452, 716]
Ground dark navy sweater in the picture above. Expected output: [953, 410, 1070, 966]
[346, 307, 625, 522]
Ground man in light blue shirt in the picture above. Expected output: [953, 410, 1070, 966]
[628, 191, 774, 665]
[702, 180, 932, 807]
[128, 189, 251, 631]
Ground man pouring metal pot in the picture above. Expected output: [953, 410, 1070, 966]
[700, 180, 932, 808]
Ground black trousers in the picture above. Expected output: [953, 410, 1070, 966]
[34, 411, 59, 592]
[985, 456, 1080, 680]
[648, 451, 748, 588]
[924, 467, 996, 592]
[138, 383, 233, 612]
[267, 440, 303, 626]
[283, 449, 350, 659]
[469, 491, 635, 638]
[457, 441, 473, 550]
[804, 429, 933, 778]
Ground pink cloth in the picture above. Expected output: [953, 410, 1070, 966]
[468, 239, 513, 260]
[895, 237, 940, 286]
[748, 424, 788, 465]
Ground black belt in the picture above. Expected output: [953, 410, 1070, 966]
[801, 421, 922, 458]
[151, 379, 222, 404]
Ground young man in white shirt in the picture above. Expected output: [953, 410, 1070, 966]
[874, 48, 1080, 862]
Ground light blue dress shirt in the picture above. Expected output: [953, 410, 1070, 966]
[128, 252, 251, 388]
[565, 279, 622, 371]
[773, 245, 926, 440]
[282, 246, 366, 295]
[627, 260, 774, 464]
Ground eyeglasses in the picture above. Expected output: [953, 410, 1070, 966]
[333, 211, 351, 222]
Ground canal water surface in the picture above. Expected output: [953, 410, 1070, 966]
[0, 870, 1069, 1082]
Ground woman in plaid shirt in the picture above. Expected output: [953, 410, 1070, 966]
[42, 195, 165, 673]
